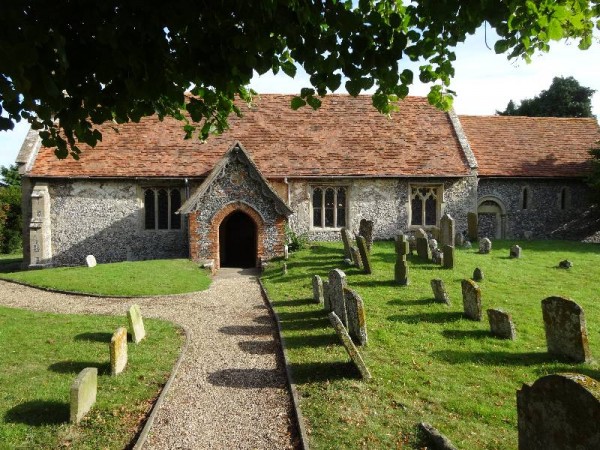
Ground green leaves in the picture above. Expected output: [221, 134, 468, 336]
[291, 97, 306, 110]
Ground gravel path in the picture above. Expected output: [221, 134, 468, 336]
[0, 268, 297, 449]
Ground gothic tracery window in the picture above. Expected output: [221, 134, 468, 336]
[410, 185, 441, 226]
[312, 186, 347, 228]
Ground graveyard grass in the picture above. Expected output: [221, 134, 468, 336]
[0, 259, 211, 296]
[0, 306, 183, 448]
[261, 240, 600, 449]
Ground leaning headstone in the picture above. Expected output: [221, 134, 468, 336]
[284, 244, 289, 260]
[110, 327, 128, 376]
[467, 212, 478, 241]
[431, 279, 450, 305]
[542, 296, 591, 362]
[312, 275, 324, 305]
[358, 219, 374, 252]
[487, 308, 516, 340]
[440, 213, 456, 248]
[127, 304, 146, 344]
[328, 269, 348, 326]
[510, 244, 522, 259]
[70, 367, 98, 424]
[328, 312, 371, 380]
[343, 287, 368, 346]
[442, 245, 454, 269]
[394, 235, 410, 285]
[340, 228, 353, 261]
[356, 236, 372, 274]
[416, 237, 431, 261]
[415, 227, 428, 239]
[517, 373, 600, 449]
[461, 279, 482, 321]
[85, 254, 96, 268]
[479, 237, 492, 254]
[559, 259, 573, 269]
[473, 267, 484, 281]
[418, 422, 459, 450]
[323, 280, 331, 312]
[350, 246, 363, 269]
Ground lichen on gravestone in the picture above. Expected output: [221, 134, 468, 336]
[431, 279, 450, 305]
[479, 237, 492, 254]
[487, 308, 516, 340]
[461, 279, 482, 321]
[358, 219, 374, 252]
[343, 287, 368, 346]
[127, 304, 146, 344]
[110, 327, 128, 376]
[439, 213, 456, 248]
[328, 312, 371, 380]
[350, 246, 363, 269]
[328, 269, 348, 326]
[510, 244, 522, 259]
[70, 367, 97, 424]
[312, 275, 324, 305]
[356, 236, 372, 274]
[340, 228, 353, 261]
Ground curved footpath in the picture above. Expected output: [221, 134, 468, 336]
[0, 268, 297, 449]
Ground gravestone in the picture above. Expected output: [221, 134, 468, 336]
[479, 237, 492, 254]
[431, 248, 443, 265]
[442, 245, 454, 269]
[542, 296, 591, 362]
[429, 238, 438, 251]
[559, 259, 573, 269]
[510, 245, 522, 259]
[455, 232, 465, 247]
[415, 228, 428, 239]
[467, 212, 478, 241]
[517, 373, 600, 449]
[323, 280, 331, 311]
[127, 304, 146, 344]
[70, 367, 98, 424]
[473, 267, 484, 281]
[356, 236, 372, 274]
[416, 237, 431, 261]
[85, 254, 96, 268]
[487, 308, 516, 340]
[312, 275, 324, 305]
[395, 235, 409, 285]
[350, 246, 363, 269]
[408, 235, 417, 254]
[343, 287, 368, 346]
[461, 279, 482, 321]
[440, 213, 455, 248]
[110, 327, 128, 376]
[284, 244, 289, 260]
[359, 219, 374, 252]
[328, 312, 371, 379]
[431, 279, 450, 304]
[340, 228, 353, 261]
[419, 423, 459, 450]
[329, 269, 348, 326]
[463, 240, 472, 249]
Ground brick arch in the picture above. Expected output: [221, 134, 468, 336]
[210, 201, 265, 269]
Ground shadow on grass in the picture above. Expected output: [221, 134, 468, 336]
[73, 332, 113, 342]
[431, 350, 554, 366]
[351, 279, 399, 288]
[283, 333, 338, 349]
[219, 325, 272, 336]
[4, 400, 69, 425]
[290, 361, 360, 383]
[441, 329, 490, 340]
[48, 361, 111, 375]
[276, 310, 325, 321]
[207, 368, 285, 389]
[388, 298, 435, 306]
[270, 298, 313, 308]
[388, 311, 463, 324]
[238, 340, 276, 355]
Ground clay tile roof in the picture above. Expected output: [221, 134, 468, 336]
[28, 95, 471, 179]
[459, 115, 600, 178]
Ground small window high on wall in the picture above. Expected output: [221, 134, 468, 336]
[521, 187, 530, 210]
[410, 185, 442, 227]
[312, 186, 347, 228]
[144, 188, 183, 230]
[559, 187, 571, 210]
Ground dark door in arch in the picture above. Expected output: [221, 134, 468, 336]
[219, 211, 257, 268]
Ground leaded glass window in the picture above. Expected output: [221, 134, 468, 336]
[410, 185, 441, 226]
[143, 187, 183, 230]
[312, 186, 348, 228]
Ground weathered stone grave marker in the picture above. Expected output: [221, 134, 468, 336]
[467, 212, 478, 241]
[419, 423, 458, 450]
[85, 254, 96, 268]
[350, 246, 363, 269]
[416, 236, 431, 261]
[110, 327, 128, 376]
[510, 244, 522, 259]
[282, 263, 288, 274]
[312, 275, 324, 305]
[440, 213, 456, 248]
[429, 238, 438, 251]
[430, 279, 450, 304]
[356, 236, 372, 274]
[442, 244, 454, 269]
[359, 219, 374, 252]
[487, 308, 516, 340]
[542, 296, 591, 362]
[329, 269, 348, 326]
[328, 312, 371, 380]
[323, 280, 331, 312]
[517, 373, 600, 449]
[127, 304, 146, 344]
[479, 237, 492, 254]
[284, 244, 289, 260]
[461, 279, 482, 320]
[559, 259, 573, 269]
[343, 287, 368, 346]
[70, 367, 97, 424]
[340, 228, 353, 261]
[473, 267, 484, 281]
[455, 231, 465, 247]
[394, 234, 409, 286]
[431, 248, 443, 265]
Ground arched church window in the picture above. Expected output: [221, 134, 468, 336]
[410, 185, 442, 227]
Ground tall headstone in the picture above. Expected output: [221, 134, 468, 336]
[312, 275, 324, 305]
[85, 255, 97, 268]
[510, 244, 522, 259]
[70, 367, 98, 424]
[110, 327, 128, 376]
[343, 287, 368, 346]
[517, 373, 600, 449]
[461, 279, 482, 321]
[487, 308, 516, 340]
[356, 236, 372, 274]
[479, 237, 492, 254]
[416, 237, 431, 261]
[394, 235, 410, 286]
[442, 244, 454, 269]
[430, 279, 450, 304]
[328, 269, 348, 326]
[350, 246, 363, 269]
[467, 212, 478, 241]
[440, 213, 455, 247]
[323, 280, 331, 311]
[359, 219, 374, 252]
[340, 228, 353, 261]
[328, 312, 372, 380]
[542, 296, 591, 363]
[127, 304, 146, 344]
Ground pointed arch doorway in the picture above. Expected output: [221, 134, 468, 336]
[219, 210, 257, 268]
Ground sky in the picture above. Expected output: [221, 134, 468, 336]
[0, 26, 599, 169]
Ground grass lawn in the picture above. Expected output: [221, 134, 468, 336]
[0, 306, 183, 448]
[261, 240, 600, 449]
[0, 259, 211, 296]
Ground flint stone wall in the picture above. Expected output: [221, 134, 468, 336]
[48, 180, 187, 266]
[478, 179, 592, 239]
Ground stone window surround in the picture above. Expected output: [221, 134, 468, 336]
[408, 183, 444, 230]
[309, 183, 349, 231]
[139, 186, 185, 232]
